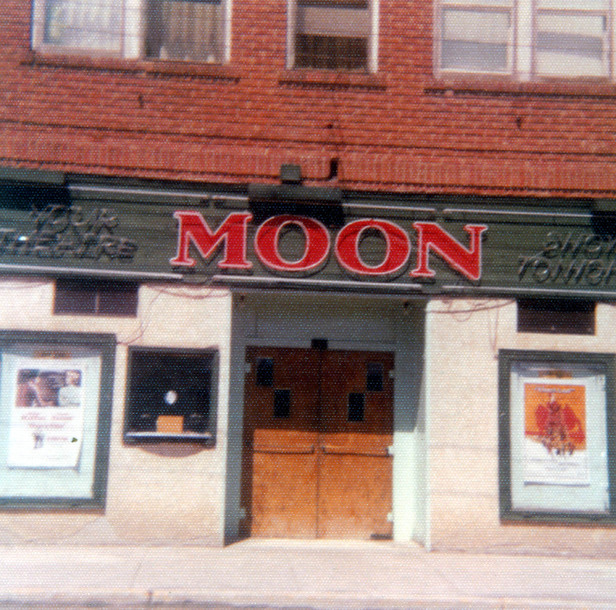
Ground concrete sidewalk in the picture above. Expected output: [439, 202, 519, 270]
[0, 539, 615, 608]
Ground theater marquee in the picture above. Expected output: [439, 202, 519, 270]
[0, 176, 615, 298]
[170, 211, 487, 282]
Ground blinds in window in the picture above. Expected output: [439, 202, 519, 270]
[535, 1, 609, 77]
[297, 1, 370, 38]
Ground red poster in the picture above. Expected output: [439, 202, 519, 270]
[523, 383, 589, 485]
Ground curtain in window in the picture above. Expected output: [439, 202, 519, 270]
[146, 0, 222, 62]
[43, 0, 123, 51]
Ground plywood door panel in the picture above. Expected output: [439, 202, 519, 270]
[318, 351, 394, 539]
[241, 347, 394, 539]
[241, 347, 320, 538]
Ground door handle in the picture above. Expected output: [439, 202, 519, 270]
[253, 443, 316, 455]
[320, 445, 390, 457]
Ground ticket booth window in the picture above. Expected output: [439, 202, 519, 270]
[124, 348, 217, 443]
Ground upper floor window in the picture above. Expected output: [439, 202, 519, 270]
[54, 278, 139, 317]
[288, 0, 377, 71]
[436, 0, 614, 80]
[517, 298, 596, 335]
[32, 0, 228, 63]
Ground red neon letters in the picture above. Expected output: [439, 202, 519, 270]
[336, 219, 410, 276]
[255, 215, 330, 271]
[170, 211, 487, 281]
[170, 211, 252, 269]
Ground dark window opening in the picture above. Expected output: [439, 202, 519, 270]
[367, 362, 384, 391]
[274, 389, 292, 418]
[256, 358, 274, 387]
[517, 299, 595, 335]
[294, 0, 370, 71]
[311, 338, 328, 351]
[55, 279, 138, 316]
[124, 348, 216, 442]
[348, 392, 365, 422]
[295, 34, 367, 70]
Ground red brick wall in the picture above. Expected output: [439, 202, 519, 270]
[0, 0, 614, 198]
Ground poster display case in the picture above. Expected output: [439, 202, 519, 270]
[0, 331, 115, 509]
[499, 350, 616, 522]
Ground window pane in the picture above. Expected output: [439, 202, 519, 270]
[537, 0, 609, 11]
[256, 358, 274, 387]
[43, 0, 123, 51]
[348, 392, 365, 422]
[98, 281, 139, 316]
[297, 5, 369, 37]
[54, 279, 138, 316]
[54, 279, 97, 314]
[517, 299, 595, 335]
[440, 8, 511, 72]
[366, 362, 384, 391]
[274, 389, 291, 418]
[126, 349, 214, 434]
[535, 12, 608, 77]
[294, 2, 370, 70]
[146, 0, 223, 62]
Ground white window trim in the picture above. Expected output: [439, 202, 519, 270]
[435, 0, 517, 77]
[531, 4, 612, 80]
[31, 0, 129, 57]
[435, 0, 616, 81]
[31, 0, 231, 64]
[286, 0, 379, 72]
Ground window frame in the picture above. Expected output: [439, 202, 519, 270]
[31, 0, 231, 64]
[532, 4, 612, 79]
[436, 0, 516, 76]
[54, 278, 139, 317]
[498, 349, 616, 524]
[123, 346, 218, 444]
[517, 298, 596, 335]
[287, 0, 379, 72]
[435, 0, 616, 81]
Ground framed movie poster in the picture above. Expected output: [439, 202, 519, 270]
[522, 382, 589, 487]
[499, 350, 615, 522]
[0, 331, 115, 509]
[7, 359, 86, 469]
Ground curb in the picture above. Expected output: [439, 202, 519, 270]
[1, 588, 615, 609]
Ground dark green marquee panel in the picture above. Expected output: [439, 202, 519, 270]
[0, 170, 613, 299]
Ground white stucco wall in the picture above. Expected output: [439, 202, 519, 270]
[425, 297, 616, 556]
[0, 277, 232, 545]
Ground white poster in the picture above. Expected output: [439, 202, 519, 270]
[7, 359, 85, 469]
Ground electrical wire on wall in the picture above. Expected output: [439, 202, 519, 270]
[427, 298, 514, 316]
[427, 298, 515, 358]
[116, 280, 225, 346]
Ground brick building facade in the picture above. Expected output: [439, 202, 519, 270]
[0, 0, 614, 555]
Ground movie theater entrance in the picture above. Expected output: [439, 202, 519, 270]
[240, 346, 394, 540]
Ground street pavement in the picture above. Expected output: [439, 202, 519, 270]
[0, 539, 615, 608]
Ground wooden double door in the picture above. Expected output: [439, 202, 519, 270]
[240, 346, 394, 539]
